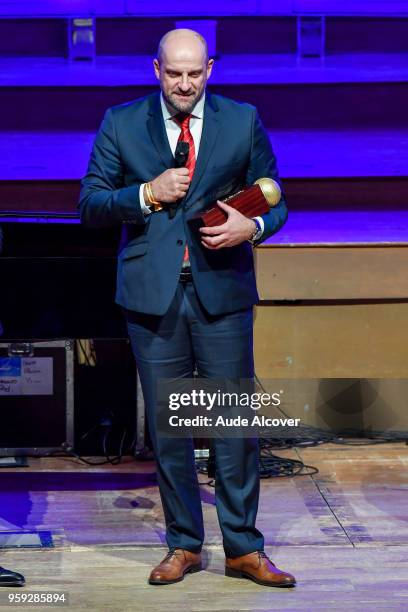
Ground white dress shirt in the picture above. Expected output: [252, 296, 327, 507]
[140, 92, 264, 237]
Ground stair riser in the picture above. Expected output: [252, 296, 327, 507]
[1, 83, 407, 130]
[2, 178, 407, 218]
[0, 17, 407, 56]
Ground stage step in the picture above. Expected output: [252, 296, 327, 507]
[1, 83, 408, 131]
[2, 53, 408, 87]
[2, 178, 408, 223]
[2, 206, 408, 259]
[0, 16, 407, 56]
[266, 208, 408, 246]
[1, 129, 407, 181]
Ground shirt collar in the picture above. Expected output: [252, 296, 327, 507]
[160, 92, 205, 121]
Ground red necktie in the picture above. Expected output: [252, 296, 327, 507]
[174, 113, 196, 265]
[174, 113, 196, 181]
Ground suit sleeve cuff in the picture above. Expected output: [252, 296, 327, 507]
[140, 183, 152, 216]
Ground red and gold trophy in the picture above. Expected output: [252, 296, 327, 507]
[188, 178, 282, 230]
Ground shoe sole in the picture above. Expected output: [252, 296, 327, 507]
[225, 566, 296, 588]
[0, 581, 25, 587]
[148, 563, 202, 585]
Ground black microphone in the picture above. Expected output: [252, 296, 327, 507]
[168, 141, 189, 219]
[175, 140, 189, 167]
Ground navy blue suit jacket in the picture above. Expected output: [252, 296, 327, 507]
[79, 91, 288, 316]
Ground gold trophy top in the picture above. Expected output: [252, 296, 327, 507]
[254, 177, 281, 207]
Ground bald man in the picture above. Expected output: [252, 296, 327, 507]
[79, 29, 295, 588]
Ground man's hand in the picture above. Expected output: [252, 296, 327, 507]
[200, 201, 256, 249]
[150, 168, 190, 203]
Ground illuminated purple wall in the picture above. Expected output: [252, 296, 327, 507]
[0, 2, 407, 240]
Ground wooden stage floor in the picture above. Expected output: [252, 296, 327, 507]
[0, 442, 407, 610]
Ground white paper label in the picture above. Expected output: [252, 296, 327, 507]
[0, 357, 53, 396]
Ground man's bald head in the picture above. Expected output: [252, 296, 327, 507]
[153, 29, 214, 114]
[157, 29, 208, 64]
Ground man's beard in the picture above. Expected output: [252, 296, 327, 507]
[163, 89, 203, 114]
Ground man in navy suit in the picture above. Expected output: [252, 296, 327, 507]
[79, 29, 295, 588]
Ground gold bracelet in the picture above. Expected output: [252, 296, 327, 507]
[145, 182, 163, 211]
[145, 182, 153, 203]
[146, 182, 159, 205]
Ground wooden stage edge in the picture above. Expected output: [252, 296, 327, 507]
[255, 243, 408, 301]
[0, 444, 407, 611]
[253, 241, 408, 432]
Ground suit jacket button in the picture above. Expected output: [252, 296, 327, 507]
[177, 239, 183, 245]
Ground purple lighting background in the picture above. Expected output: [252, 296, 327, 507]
[1, 3, 408, 248]
[1, 1, 408, 245]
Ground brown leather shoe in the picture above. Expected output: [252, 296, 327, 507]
[225, 551, 296, 587]
[149, 549, 202, 585]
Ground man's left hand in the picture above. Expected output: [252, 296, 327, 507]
[199, 201, 256, 249]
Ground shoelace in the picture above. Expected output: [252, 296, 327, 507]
[257, 551, 276, 567]
[162, 549, 183, 563]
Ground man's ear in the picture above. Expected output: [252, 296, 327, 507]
[206, 58, 214, 79]
[153, 58, 160, 81]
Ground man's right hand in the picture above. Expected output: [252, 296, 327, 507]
[150, 168, 190, 203]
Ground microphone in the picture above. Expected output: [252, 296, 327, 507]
[168, 141, 189, 219]
[175, 141, 189, 168]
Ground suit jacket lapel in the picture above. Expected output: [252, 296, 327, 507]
[184, 92, 220, 209]
[146, 92, 174, 169]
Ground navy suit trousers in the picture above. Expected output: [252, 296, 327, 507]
[126, 280, 264, 557]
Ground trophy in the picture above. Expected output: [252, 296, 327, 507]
[188, 178, 282, 229]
